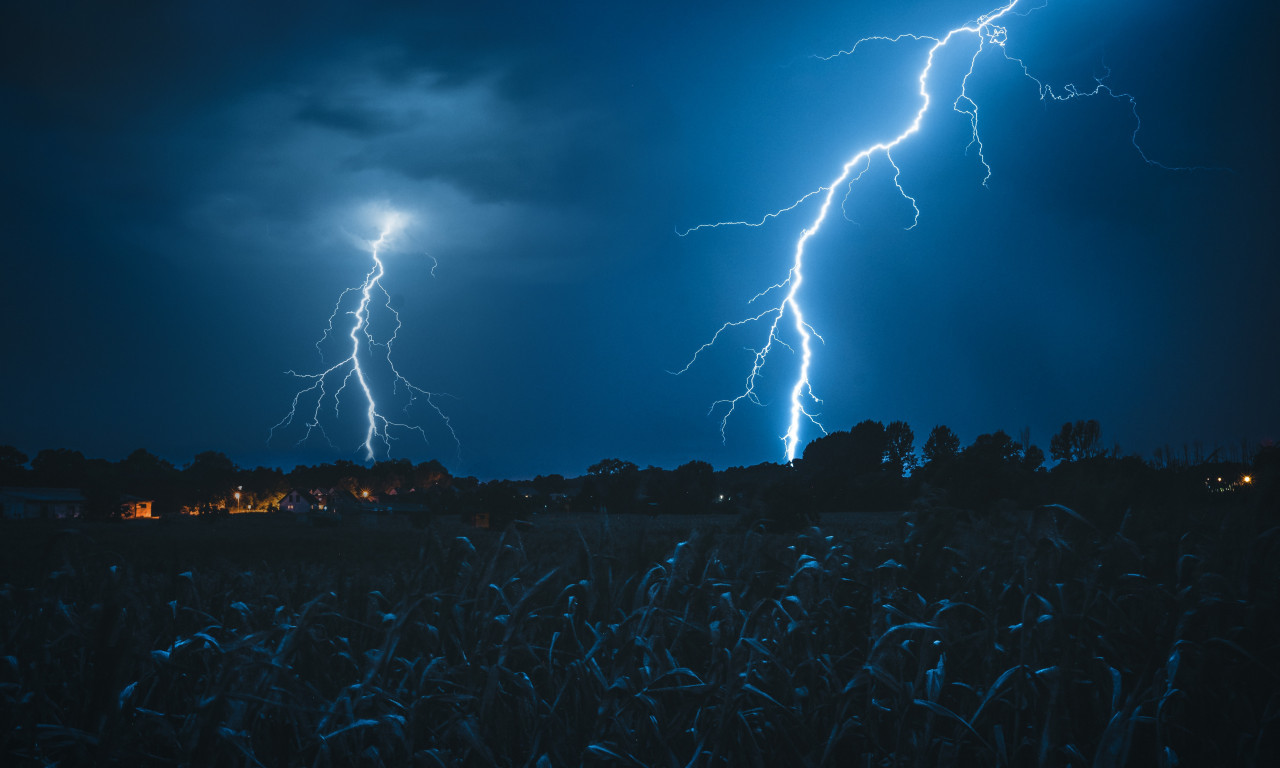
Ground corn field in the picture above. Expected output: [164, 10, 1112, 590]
[2, 503, 1277, 766]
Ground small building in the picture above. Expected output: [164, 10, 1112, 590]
[325, 488, 365, 515]
[281, 489, 321, 514]
[0, 487, 86, 520]
[120, 495, 154, 519]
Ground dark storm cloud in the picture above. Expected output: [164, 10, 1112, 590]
[4, 0, 620, 268]
[287, 64, 612, 206]
[295, 99, 407, 138]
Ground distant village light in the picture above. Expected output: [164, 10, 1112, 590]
[1243, 475, 1253, 484]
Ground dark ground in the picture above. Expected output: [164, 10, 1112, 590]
[2, 501, 1277, 766]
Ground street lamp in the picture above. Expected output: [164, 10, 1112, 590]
[234, 491, 241, 511]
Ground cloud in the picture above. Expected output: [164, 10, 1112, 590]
[292, 63, 600, 205]
[155, 51, 606, 286]
[295, 99, 407, 138]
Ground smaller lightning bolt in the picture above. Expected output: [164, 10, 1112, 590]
[270, 211, 459, 462]
[675, 0, 1220, 464]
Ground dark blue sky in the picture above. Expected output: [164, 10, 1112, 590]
[3, 0, 1276, 479]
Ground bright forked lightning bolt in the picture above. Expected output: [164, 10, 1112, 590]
[270, 212, 459, 462]
[675, 0, 1215, 464]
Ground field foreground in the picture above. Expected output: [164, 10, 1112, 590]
[1, 503, 1277, 766]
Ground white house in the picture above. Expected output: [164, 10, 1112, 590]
[280, 489, 321, 514]
[0, 487, 86, 520]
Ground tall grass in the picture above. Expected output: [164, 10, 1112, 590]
[1, 503, 1276, 766]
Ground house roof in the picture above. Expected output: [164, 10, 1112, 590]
[326, 488, 360, 503]
[284, 489, 321, 505]
[0, 487, 87, 503]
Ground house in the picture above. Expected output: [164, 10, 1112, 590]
[120, 495, 154, 519]
[324, 488, 364, 515]
[0, 487, 86, 520]
[280, 489, 321, 514]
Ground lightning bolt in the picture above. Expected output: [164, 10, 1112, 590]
[675, 0, 1215, 464]
[270, 211, 459, 462]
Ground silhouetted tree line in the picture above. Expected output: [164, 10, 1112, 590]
[570, 419, 1274, 531]
[2, 417, 1274, 530]
[0, 447, 455, 518]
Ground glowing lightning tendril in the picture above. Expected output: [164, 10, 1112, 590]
[674, 0, 1213, 464]
[270, 213, 459, 462]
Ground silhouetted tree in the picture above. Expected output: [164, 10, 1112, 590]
[1050, 423, 1072, 463]
[119, 448, 181, 514]
[800, 420, 908, 511]
[655, 460, 716, 515]
[30, 448, 89, 487]
[368, 459, 414, 493]
[1050, 419, 1102, 463]
[238, 466, 289, 509]
[1017, 430, 1047, 472]
[916, 424, 961, 489]
[81, 457, 126, 518]
[968, 431, 1022, 464]
[0, 446, 29, 486]
[885, 420, 916, 477]
[848, 420, 888, 475]
[1045, 454, 1171, 533]
[412, 460, 451, 490]
[571, 478, 601, 514]
[531, 474, 566, 496]
[1252, 445, 1280, 516]
[922, 425, 960, 468]
[588, 458, 638, 477]
[121, 448, 175, 482]
[718, 462, 789, 516]
[1024, 444, 1046, 472]
[803, 421, 887, 475]
[947, 430, 1029, 511]
[329, 460, 366, 495]
[585, 458, 640, 513]
[184, 451, 238, 510]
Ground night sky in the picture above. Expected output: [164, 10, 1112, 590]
[3, 0, 1276, 480]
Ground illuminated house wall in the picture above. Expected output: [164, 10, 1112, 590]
[281, 489, 320, 514]
[121, 496, 154, 519]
